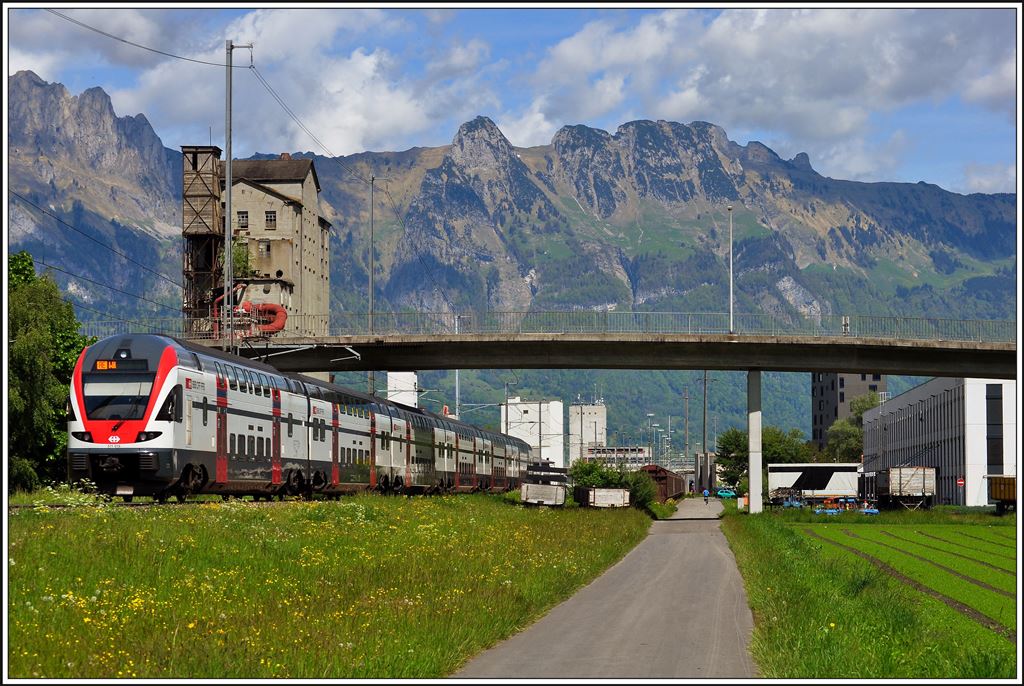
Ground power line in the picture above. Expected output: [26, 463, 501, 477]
[250, 65, 454, 312]
[10, 190, 183, 290]
[249, 66, 369, 186]
[31, 257, 180, 314]
[45, 9, 247, 68]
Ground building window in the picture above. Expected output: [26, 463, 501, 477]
[237, 211, 248, 228]
[839, 377, 845, 389]
[258, 240, 270, 257]
[869, 384, 877, 392]
[265, 211, 277, 229]
[839, 392, 845, 403]
[872, 374, 881, 381]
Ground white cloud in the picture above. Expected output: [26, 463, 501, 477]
[960, 163, 1016, 194]
[515, 7, 1015, 156]
[7, 48, 62, 81]
[497, 98, 560, 148]
[301, 48, 432, 154]
[426, 39, 490, 81]
[963, 56, 1016, 117]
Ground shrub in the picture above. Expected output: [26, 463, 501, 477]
[8, 457, 40, 493]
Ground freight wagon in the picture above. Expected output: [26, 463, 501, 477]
[868, 466, 936, 510]
[985, 475, 1017, 515]
[639, 464, 685, 503]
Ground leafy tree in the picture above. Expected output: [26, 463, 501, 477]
[849, 391, 880, 428]
[824, 418, 863, 462]
[8, 251, 95, 491]
[715, 427, 748, 488]
[715, 425, 814, 489]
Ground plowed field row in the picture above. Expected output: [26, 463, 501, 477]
[798, 525, 1016, 638]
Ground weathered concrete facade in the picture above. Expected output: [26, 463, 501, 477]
[225, 155, 331, 337]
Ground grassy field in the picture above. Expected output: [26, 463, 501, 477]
[7, 493, 652, 679]
[721, 507, 1018, 679]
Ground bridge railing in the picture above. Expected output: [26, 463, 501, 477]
[77, 312, 1017, 343]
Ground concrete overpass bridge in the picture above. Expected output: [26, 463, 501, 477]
[80, 311, 1017, 514]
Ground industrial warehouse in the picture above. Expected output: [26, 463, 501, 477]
[862, 377, 1017, 508]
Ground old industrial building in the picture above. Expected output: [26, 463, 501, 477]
[568, 400, 607, 463]
[811, 372, 887, 449]
[181, 146, 331, 337]
[862, 377, 1016, 507]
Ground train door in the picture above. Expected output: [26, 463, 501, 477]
[369, 411, 377, 489]
[215, 363, 228, 484]
[271, 386, 282, 485]
[331, 403, 340, 487]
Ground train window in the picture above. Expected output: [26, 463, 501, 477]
[256, 437, 263, 458]
[258, 373, 269, 396]
[230, 433, 236, 456]
[227, 366, 238, 391]
[265, 437, 270, 456]
[287, 413, 293, 438]
[214, 362, 224, 381]
[202, 397, 208, 426]
[248, 435, 255, 457]
[346, 447, 351, 464]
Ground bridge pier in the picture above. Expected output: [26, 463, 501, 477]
[747, 370, 763, 514]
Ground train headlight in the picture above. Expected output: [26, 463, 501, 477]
[71, 431, 93, 442]
[135, 431, 163, 442]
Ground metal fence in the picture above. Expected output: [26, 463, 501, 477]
[77, 311, 1018, 344]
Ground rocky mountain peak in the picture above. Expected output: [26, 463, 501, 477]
[448, 115, 517, 172]
[790, 152, 814, 172]
[8, 71, 180, 235]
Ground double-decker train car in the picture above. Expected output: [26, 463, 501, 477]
[67, 334, 532, 501]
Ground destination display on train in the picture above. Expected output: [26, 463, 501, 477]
[93, 359, 148, 371]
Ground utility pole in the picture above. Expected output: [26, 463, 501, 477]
[684, 388, 690, 465]
[702, 370, 709, 491]
[224, 39, 251, 355]
[368, 176, 375, 395]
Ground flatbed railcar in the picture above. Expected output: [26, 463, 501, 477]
[67, 334, 531, 501]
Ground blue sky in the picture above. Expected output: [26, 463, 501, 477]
[5, 4, 1019, 194]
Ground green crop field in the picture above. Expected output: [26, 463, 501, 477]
[722, 510, 1017, 679]
[7, 494, 651, 679]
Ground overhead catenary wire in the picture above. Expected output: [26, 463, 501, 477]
[31, 257, 180, 314]
[9, 190, 184, 290]
[45, 9, 247, 68]
[247, 64, 456, 311]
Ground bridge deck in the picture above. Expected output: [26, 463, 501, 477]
[211, 333, 1016, 378]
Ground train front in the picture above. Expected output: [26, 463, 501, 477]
[67, 335, 183, 500]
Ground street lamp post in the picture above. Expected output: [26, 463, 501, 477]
[728, 204, 734, 334]
[645, 413, 655, 464]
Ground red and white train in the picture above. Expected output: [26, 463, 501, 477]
[67, 334, 533, 501]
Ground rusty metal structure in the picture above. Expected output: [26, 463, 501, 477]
[181, 145, 224, 335]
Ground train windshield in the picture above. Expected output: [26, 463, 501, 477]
[82, 373, 155, 420]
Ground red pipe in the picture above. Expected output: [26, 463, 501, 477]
[239, 301, 288, 333]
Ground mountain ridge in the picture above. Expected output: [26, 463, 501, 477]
[6, 70, 1016, 441]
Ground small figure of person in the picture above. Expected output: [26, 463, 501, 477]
[703, 488, 710, 505]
